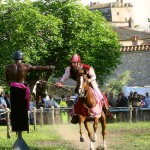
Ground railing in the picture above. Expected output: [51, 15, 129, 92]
[1, 106, 150, 138]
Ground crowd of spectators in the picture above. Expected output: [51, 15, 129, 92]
[107, 91, 150, 108]
[31, 93, 74, 111]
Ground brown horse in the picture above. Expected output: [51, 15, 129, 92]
[72, 69, 107, 150]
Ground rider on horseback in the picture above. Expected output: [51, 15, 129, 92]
[56, 54, 113, 121]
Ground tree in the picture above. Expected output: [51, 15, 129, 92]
[103, 70, 131, 95]
[0, 1, 63, 85]
[0, 0, 121, 87]
[33, 0, 121, 83]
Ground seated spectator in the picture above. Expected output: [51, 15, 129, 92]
[108, 92, 116, 107]
[36, 95, 45, 109]
[30, 94, 35, 111]
[29, 94, 35, 124]
[0, 94, 7, 109]
[46, 95, 60, 108]
[4, 92, 11, 109]
[66, 96, 74, 107]
[59, 95, 67, 108]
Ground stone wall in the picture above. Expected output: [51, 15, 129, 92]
[111, 45, 150, 86]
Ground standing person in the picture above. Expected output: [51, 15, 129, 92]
[59, 95, 67, 108]
[5, 50, 55, 132]
[56, 54, 113, 119]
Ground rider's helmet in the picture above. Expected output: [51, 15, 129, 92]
[13, 51, 24, 60]
[70, 54, 81, 63]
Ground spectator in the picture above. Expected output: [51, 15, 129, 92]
[132, 92, 141, 107]
[142, 92, 150, 108]
[4, 92, 11, 109]
[128, 91, 134, 106]
[145, 92, 150, 99]
[66, 96, 74, 107]
[116, 93, 128, 107]
[29, 94, 35, 111]
[46, 95, 60, 108]
[0, 94, 7, 109]
[108, 92, 116, 107]
[35, 79, 48, 104]
[29, 94, 35, 124]
[42, 93, 49, 108]
[36, 96, 45, 109]
[59, 95, 67, 108]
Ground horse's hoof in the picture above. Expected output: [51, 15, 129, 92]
[91, 137, 96, 142]
[80, 137, 85, 142]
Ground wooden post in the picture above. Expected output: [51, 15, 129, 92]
[33, 107, 36, 130]
[40, 107, 43, 127]
[129, 105, 133, 123]
[5, 108, 11, 139]
[51, 106, 55, 125]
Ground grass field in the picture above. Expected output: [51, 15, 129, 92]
[0, 122, 150, 150]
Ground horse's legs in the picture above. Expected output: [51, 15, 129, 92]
[84, 120, 95, 150]
[92, 117, 99, 142]
[84, 120, 95, 141]
[99, 111, 107, 149]
[79, 115, 86, 142]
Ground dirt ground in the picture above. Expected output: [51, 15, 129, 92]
[56, 123, 111, 150]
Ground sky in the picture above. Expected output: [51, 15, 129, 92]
[81, 0, 150, 30]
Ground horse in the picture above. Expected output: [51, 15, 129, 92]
[71, 68, 107, 150]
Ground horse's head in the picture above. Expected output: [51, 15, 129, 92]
[77, 69, 89, 98]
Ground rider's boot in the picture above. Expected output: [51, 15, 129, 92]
[71, 114, 79, 124]
[102, 105, 114, 118]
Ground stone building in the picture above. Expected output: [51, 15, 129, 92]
[112, 45, 150, 86]
[113, 26, 150, 46]
[89, 0, 134, 27]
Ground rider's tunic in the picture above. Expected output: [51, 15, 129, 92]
[60, 64, 103, 102]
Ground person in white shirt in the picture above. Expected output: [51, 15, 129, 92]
[46, 95, 60, 108]
[56, 54, 113, 119]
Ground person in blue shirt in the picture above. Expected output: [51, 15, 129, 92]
[0, 94, 7, 109]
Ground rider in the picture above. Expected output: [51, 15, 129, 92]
[56, 54, 113, 118]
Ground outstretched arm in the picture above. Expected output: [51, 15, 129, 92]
[30, 65, 55, 71]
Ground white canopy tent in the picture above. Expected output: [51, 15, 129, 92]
[122, 86, 150, 97]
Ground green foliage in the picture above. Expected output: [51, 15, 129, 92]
[103, 70, 131, 95]
[35, 0, 121, 82]
[0, 1, 63, 84]
[0, 125, 78, 150]
[0, 0, 121, 86]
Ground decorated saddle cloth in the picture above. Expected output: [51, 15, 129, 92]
[72, 87, 103, 118]
[10, 82, 30, 132]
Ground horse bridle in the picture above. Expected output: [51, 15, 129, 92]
[78, 69, 88, 98]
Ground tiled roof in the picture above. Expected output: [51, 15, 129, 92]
[112, 26, 150, 41]
[121, 45, 150, 52]
[89, 3, 111, 9]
